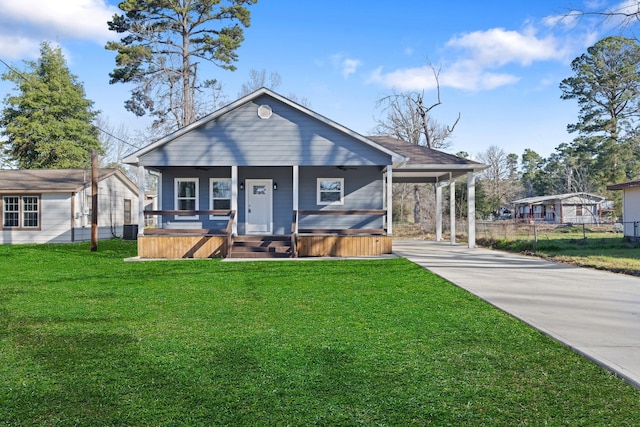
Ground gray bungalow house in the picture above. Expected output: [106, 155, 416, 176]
[0, 168, 138, 244]
[123, 88, 486, 258]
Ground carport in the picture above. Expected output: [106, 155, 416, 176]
[371, 136, 488, 248]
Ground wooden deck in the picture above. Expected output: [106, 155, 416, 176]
[137, 209, 392, 259]
[297, 235, 392, 257]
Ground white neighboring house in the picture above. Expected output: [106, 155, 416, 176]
[0, 168, 138, 244]
[607, 179, 640, 240]
[511, 192, 608, 224]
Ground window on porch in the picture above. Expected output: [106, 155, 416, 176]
[317, 178, 344, 205]
[210, 178, 231, 219]
[174, 178, 199, 219]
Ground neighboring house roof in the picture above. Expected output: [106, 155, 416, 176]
[607, 179, 640, 190]
[123, 87, 406, 166]
[0, 168, 138, 194]
[512, 192, 606, 205]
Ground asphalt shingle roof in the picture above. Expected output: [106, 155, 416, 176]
[0, 168, 126, 193]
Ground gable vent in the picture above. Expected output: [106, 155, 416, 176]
[257, 104, 273, 119]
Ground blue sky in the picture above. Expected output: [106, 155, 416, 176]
[0, 0, 633, 161]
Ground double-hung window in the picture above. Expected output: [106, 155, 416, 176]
[209, 178, 231, 219]
[174, 178, 199, 220]
[3, 195, 40, 229]
[317, 178, 344, 205]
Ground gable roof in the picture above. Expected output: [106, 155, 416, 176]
[511, 192, 606, 205]
[0, 168, 138, 194]
[123, 88, 406, 166]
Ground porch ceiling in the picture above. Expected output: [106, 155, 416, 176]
[392, 168, 471, 183]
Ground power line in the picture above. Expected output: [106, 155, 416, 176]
[0, 57, 140, 151]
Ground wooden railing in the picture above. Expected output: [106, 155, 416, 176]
[295, 209, 387, 235]
[142, 210, 236, 236]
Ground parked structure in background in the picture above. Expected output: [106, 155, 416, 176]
[511, 193, 610, 224]
[607, 180, 640, 241]
[0, 168, 138, 244]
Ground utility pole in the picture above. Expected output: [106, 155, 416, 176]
[91, 149, 98, 252]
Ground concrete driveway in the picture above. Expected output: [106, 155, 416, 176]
[393, 240, 640, 389]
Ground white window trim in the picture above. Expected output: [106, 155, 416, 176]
[2, 195, 40, 229]
[209, 178, 231, 219]
[317, 178, 344, 205]
[174, 178, 199, 220]
[22, 195, 40, 228]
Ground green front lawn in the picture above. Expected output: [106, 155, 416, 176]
[1, 240, 638, 426]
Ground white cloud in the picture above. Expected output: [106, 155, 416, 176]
[341, 58, 361, 78]
[330, 54, 362, 78]
[446, 26, 567, 67]
[0, 35, 41, 60]
[0, 0, 117, 59]
[368, 25, 572, 92]
[367, 63, 519, 92]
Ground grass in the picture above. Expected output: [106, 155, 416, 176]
[477, 224, 640, 276]
[1, 240, 639, 426]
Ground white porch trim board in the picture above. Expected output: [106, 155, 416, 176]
[467, 172, 476, 248]
[450, 179, 456, 245]
[231, 165, 238, 235]
[138, 165, 145, 235]
[386, 166, 393, 236]
[436, 184, 443, 242]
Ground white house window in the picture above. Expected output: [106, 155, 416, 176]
[210, 178, 231, 218]
[3, 195, 39, 229]
[175, 178, 199, 220]
[124, 199, 132, 225]
[22, 196, 39, 227]
[317, 178, 344, 205]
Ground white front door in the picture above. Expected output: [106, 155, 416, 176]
[245, 179, 273, 234]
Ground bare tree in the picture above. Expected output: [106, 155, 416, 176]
[238, 68, 311, 107]
[375, 65, 460, 150]
[477, 145, 523, 214]
[374, 64, 461, 227]
[238, 69, 282, 97]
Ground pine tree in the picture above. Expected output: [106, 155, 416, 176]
[1, 42, 100, 169]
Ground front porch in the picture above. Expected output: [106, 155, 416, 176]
[137, 208, 393, 259]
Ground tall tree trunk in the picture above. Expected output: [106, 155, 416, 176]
[413, 184, 421, 224]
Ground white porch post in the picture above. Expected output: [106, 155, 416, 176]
[137, 164, 145, 236]
[386, 166, 393, 235]
[467, 172, 476, 248]
[449, 178, 456, 245]
[231, 165, 238, 235]
[435, 183, 443, 241]
[293, 165, 299, 233]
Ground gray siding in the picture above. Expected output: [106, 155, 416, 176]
[140, 95, 392, 167]
[158, 165, 384, 234]
[298, 166, 384, 229]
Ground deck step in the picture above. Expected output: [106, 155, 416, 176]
[228, 235, 293, 259]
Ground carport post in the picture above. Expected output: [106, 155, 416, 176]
[467, 172, 476, 248]
[449, 178, 456, 244]
[386, 166, 393, 236]
[435, 183, 442, 241]
[137, 164, 145, 236]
